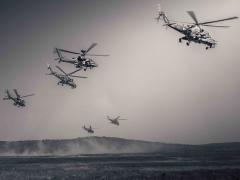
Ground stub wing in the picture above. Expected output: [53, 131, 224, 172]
[60, 59, 77, 64]
[198, 38, 217, 48]
[3, 97, 10, 100]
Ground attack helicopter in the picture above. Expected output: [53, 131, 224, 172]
[107, 116, 127, 126]
[46, 64, 87, 88]
[156, 4, 238, 49]
[82, 125, 94, 134]
[3, 89, 34, 107]
[54, 43, 109, 71]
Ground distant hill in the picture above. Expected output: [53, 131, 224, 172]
[0, 136, 239, 157]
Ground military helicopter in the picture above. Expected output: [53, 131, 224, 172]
[54, 43, 109, 71]
[156, 4, 238, 49]
[3, 89, 34, 107]
[82, 125, 94, 134]
[46, 64, 87, 88]
[107, 116, 127, 126]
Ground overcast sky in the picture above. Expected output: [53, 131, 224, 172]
[0, 0, 239, 144]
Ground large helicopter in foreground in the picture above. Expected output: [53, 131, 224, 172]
[3, 89, 34, 107]
[107, 116, 127, 126]
[46, 64, 87, 88]
[82, 125, 94, 134]
[156, 4, 238, 49]
[54, 43, 109, 71]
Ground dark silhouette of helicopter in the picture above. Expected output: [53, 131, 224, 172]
[107, 116, 127, 126]
[54, 43, 109, 71]
[156, 4, 238, 49]
[82, 125, 94, 134]
[3, 89, 34, 107]
[46, 64, 87, 88]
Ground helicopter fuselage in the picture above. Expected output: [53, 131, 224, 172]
[83, 126, 94, 133]
[73, 56, 98, 70]
[7, 96, 26, 107]
[109, 119, 120, 126]
[167, 23, 216, 48]
[55, 74, 77, 88]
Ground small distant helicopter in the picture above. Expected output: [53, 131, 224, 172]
[107, 116, 127, 126]
[46, 64, 87, 88]
[54, 43, 109, 71]
[82, 125, 94, 134]
[3, 89, 34, 107]
[156, 4, 238, 49]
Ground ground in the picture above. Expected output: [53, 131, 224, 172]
[0, 154, 240, 180]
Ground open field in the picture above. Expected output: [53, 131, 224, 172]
[0, 153, 240, 180]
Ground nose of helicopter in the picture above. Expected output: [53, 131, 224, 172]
[72, 84, 77, 88]
[21, 101, 26, 107]
[93, 62, 98, 67]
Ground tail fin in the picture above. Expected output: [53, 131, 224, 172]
[47, 64, 54, 74]
[160, 12, 170, 24]
[6, 89, 10, 97]
[54, 48, 64, 63]
[3, 89, 11, 100]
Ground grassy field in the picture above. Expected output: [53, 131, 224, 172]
[0, 154, 240, 180]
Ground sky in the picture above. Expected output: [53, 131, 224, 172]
[0, 0, 239, 144]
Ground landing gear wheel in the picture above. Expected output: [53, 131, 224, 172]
[186, 42, 190, 46]
[179, 38, 182, 43]
[206, 47, 209, 50]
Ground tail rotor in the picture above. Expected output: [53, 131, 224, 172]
[156, 3, 170, 25]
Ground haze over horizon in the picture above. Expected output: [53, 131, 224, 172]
[0, 0, 240, 144]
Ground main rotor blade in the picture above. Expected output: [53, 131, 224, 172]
[187, 11, 199, 25]
[85, 54, 110, 57]
[21, 94, 35, 98]
[69, 75, 88, 78]
[56, 65, 68, 76]
[169, 20, 194, 24]
[202, 24, 230, 28]
[3, 97, 9, 100]
[13, 89, 20, 98]
[199, 16, 238, 25]
[58, 48, 80, 55]
[84, 43, 97, 54]
[67, 68, 81, 76]
[54, 48, 63, 58]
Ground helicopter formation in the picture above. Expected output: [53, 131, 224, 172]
[2, 3, 238, 136]
[45, 43, 106, 89]
[3, 41, 126, 134]
[82, 116, 127, 134]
